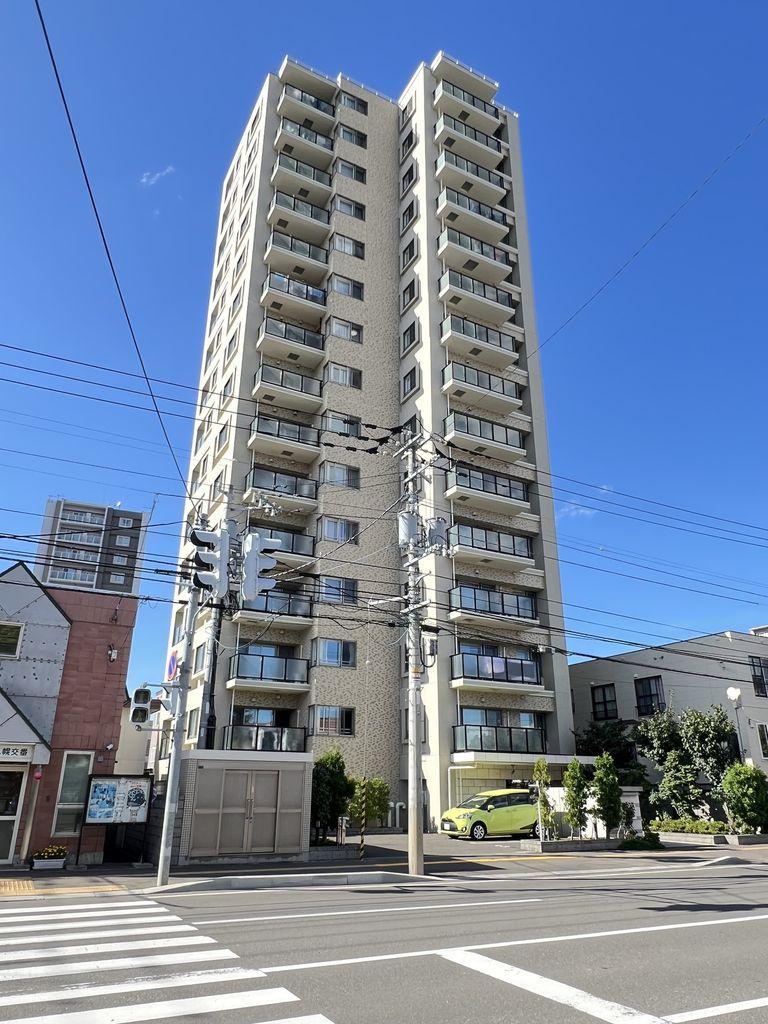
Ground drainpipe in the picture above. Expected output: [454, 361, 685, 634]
[18, 768, 42, 864]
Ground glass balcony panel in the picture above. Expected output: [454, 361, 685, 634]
[438, 150, 505, 189]
[280, 117, 333, 150]
[440, 80, 500, 118]
[481, 726, 498, 751]
[273, 191, 330, 224]
[439, 113, 502, 151]
[282, 84, 335, 117]
[275, 153, 332, 187]
[440, 188, 506, 224]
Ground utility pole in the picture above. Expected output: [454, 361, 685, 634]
[403, 440, 425, 876]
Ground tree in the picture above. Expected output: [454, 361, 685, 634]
[575, 720, 647, 786]
[311, 748, 355, 843]
[349, 777, 391, 826]
[679, 706, 738, 799]
[591, 752, 622, 836]
[532, 757, 555, 839]
[650, 749, 702, 817]
[563, 757, 589, 838]
[721, 763, 768, 834]
[634, 706, 682, 768]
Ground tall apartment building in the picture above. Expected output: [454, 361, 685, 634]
[163, 52, 575, 839]
[37, 499, 148, 596]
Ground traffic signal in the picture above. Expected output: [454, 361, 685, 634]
[129, 686, 152, 725]
[241, 532, 280, 601]
[189, 525, 230, 598]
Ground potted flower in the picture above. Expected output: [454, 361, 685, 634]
[30, 845, 68, 870]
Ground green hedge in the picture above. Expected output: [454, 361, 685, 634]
[649, 816, 727, 835]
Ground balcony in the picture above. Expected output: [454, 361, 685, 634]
[431, 52, 499, 104]
[264, 231, 328, 285]
[275, 117, 334, 168]
[437, 228, 512, 286]
[449, 524, 534, 571]
[243, 467, 318, 513]
[248, 414, 320, 463]
[261, 272, 326, 326]
[234, 590, 313, 630]
[441, 362, 523, 413]
[267, 191, 331, 245]
[440, 314, 519, 370]
[450, 653, 551, 699]
[433, 80, 500, 134]
[257, 316, 325, 369]
[444, 412, 526, 463]
[449, 585, 539, 631]
[252, 363, 322, 413]
[435, 114, 504, 167]
[223, 724, 307, 753]
[226, 653, 309, 693]
[453, 724, 546, 756]
[271, 153, 332, 207]
[277, 84, 335, 133]
[437, 187, 508, 244]
[435, 150, 507, 207]
[445, 466, 530, 515]
[249, 525, 315, 568]
[439, 270, 517, 325]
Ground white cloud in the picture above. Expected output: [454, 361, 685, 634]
[140, 165, 175, 187]
[556, 503, 598, 521]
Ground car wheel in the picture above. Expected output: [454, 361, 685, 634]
[470, 821, 487, 841]
[530, 821, 540, 838]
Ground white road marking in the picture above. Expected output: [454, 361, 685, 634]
[0, 987, 299, 1024]
[0, 913, 180, 935]
[0, 906, 167, 926]
[195, 895, 542, 926]
[0, 947, 237, 983]
[0, 967, 266, 1008]
[0, 924, 195, 947]
[0, 934, 216, 964]
[260, 910, 768, 974]
[666, 995, 768, 1022]
[0, 900, 153, 917]
[441, 949, 666, 1023]
[435, 857, 735, 882]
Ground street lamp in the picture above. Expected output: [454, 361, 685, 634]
[726, 687, 745, 760]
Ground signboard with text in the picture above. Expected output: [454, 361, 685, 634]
[84, 775, 150, 825]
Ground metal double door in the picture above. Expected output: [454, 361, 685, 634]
[192, 767, 279, 856]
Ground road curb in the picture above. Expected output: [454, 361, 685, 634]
[140, 869, 428, 894]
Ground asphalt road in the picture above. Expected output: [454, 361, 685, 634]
[2, 849, 768, 1023]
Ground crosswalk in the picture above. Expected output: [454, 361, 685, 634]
[0, 896, 334, 1024]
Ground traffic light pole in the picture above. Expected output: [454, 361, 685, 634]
[156, 584, 200, 887]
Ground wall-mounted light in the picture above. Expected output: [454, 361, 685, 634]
[107, 645, 118, 663]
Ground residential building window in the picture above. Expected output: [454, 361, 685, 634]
[320, 517, 359, 544]
[225, 329, 238, 360]
[402, 367, 418, 398]
[113, 555, 128, 566]
[115, 536, 131, 548]
[402, 201, 415, 231]
[53, 752, 93, 835]
[222, 375, 233, 400]
[330, 275, 364, 300]
[400, 96, 415, 124]
[326, 363, 362, 389]
[332, 234, 365, 259]
[591, 683, 618, 721]
[159, 724, 171, 760]
[750, 656, 768, 697]
[319, 576, 358, 605]
[322, 462, 360, 488]
[325, 412, 361, 437]
[401, 164, 415, 194]
[118, 516, 134, 528]
[229, 287, 243, 320]
[109, 573, 126, 585]
[310, 706, 355, 736]
[50, 567, 96, 583]
[233, 246, 247, 280]
[336, 158, 366, 183]
[186, 707, 199, 740]
[216, 423, 229, 451]
[0, 623, 23, 658]
[334, 196, 365, 220]
[402, 321, 418, 352]
[339, 92, 368, 115]
[212, 471, 226, 497]
[313, 639, 357, 667]
[758, 723, 768, 759]
[401, 279, 417, 310]
[237, 209, 250, 243]
[400, 129, 415, 160]
[193, 643, 206, 674]
[338, 124, 367, 148]
[329, 317, 363, 344]
[401, 238, 416, 270]
[634, 676, 665, 716]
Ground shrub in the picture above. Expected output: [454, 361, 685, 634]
[649, 816, 726, 835]
[311, 748, 355, 843]
[348, 777, 391, 826]
[592, 752, 622, 835]
[619, 833, 663, 851]
[533, 758, 555, 839]
[721, 762, 768, 834]
[563, 757, 589, 837]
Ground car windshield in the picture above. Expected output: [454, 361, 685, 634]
[457, 796, 490, 809]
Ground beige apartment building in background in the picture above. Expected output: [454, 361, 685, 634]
[159, 52, 575, 853]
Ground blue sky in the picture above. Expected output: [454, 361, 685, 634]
[1, 1, 767, 689]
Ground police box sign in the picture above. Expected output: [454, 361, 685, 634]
[0, 745, 32, 762]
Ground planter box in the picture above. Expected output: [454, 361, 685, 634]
[658, 831, 768, 847]
[31, 858, 66, 870]
[520, 838, 622, 853]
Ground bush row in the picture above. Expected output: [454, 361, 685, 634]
[649, 816, 728, 835]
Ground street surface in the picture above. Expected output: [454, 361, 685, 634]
[1, 847, 768, 1022]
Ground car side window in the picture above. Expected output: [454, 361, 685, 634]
[487, 796, 509, 810]
[508, 794, 529, 806]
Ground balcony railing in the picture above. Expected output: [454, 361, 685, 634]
[437, 80, 500, 118]
[445, 412, 524, 451]
[439, 229, 510, 266]
[437, 114, 502, 152]
[442, 315, 517, 355]
[250, 415, 320, 447]
[446, 465, 528, 503]
[274, 153, 332, 187]
[451, 652, 540, 686]
[439, 188, 506, 225]
[263, 272, 326, 306]
[228, 653, 309, 684]
[453, 724, 546, 755]
[448, 524, 531, 560]
[281, 84, 335, 117]
[241, 590, 313, 617]
[255, 364, 322, 398]
[250, 526, 315, 557]
[441, 271, 514, 308]
[442, 362, 520, 399]
[450, 585, 537, 620]
[261, 317, 324, 352]
[436, 151, 505, 190]
[279, 117, 333, 151]
[223, 724, 307, 753]
[272, 190, 330, 224]
[269, 231, 328, 264]
[245, 467, 317, 501]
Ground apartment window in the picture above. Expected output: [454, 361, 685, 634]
[216, 423, 229, 451]
[334, 196, 365, 221]
[248, 106, 261, 139]
[320, 517, 359, 544]
[339, 92, 368, 115]
[402, 321, 418, 353]
[0, 623, 22, 658]
[233, 246, 247, 280]
[50, 567, 96, 583]
[322, 462, 360, 488]
[109, 573, 126, 585]
[212, 471, 226, 497]
[634, 676, 665, 716]
[172, 611, 184, 646]
[401, 164, 415, 195]
[750, 656, 768, 697]
[237, 209, 250, 243]
[591, 683, 618, 721]
[318, 576, 357, 606]
[401, 201, 415, 231]
[113, 555, 128, 566]
[329, 317, 363, 344]
[186, 707, 199, 740]
[310, 706, 355, 736]
[225, 329, 238, 361]
[401, 279, 417, 310]
[222, 376, 233, 401]
[400, 96, 415, 125]
[758, 724, 768, 759]
[241, 174, 254, 204]
[338, 124, 367, 148]
[325, 411, 361, 437]
[401, 238, 417, 270]
[331, 275, 364, 300]
[336, 158, 366, 184]
[159, 724, 171, 760]
[117, 516, 134, 528]
[115, 536, 131, 548]
[193, 643, 206, 674]
[229, 287, 243, 320]
[400, 129, 415, 160]
[326, 363, 362, 389]
[332, 234, 365, 259]
[53, 752, 93, 836]
[314, 639, 357, 668]
[402, 366, 418, 398]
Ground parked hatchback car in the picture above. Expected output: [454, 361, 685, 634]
[440, 788, 539, 840]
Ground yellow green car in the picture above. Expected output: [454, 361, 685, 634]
[440, 788, 539, 841]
